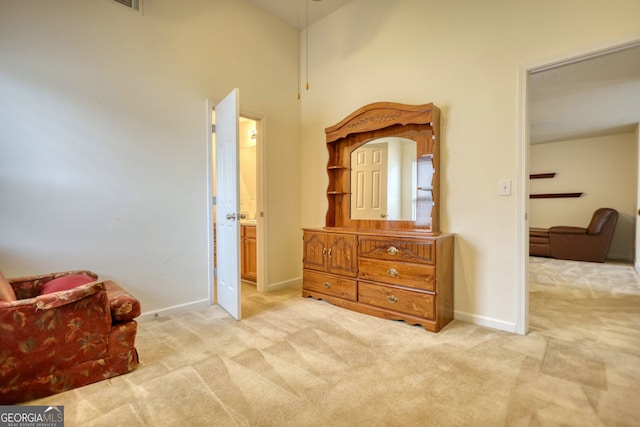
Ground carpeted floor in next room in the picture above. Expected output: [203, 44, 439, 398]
[28, 257, 640, 426]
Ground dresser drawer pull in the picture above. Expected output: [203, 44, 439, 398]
[387, 295, 399, 304]
[387, 246, 399, 255]
[387, 268, 398, 277]
[322, 281, 332, 289]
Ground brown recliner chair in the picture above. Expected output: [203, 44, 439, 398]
[529, 208, 618, 263]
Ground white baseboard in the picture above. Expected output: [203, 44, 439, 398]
[140, 284, 519, 335]
[454, 310, 517, 333]
[266, 276, 302, 292]
[138, 298, 211, 321]
[137, 278, 303, 321]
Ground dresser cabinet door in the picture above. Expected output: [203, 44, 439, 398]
[303, 230, 357, 278]
[326, 233, 358, 277]
[303, 231, 328, 272]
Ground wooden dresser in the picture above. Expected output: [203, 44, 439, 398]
[302, 102, 454, 332]
[303, 229, 453, 332]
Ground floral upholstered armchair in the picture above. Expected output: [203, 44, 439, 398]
[0, 270, 141, 404]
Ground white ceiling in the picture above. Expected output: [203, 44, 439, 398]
[529, 44, 640, 144]
[249, 1, 640, 145]
[248, 0, 352, 29]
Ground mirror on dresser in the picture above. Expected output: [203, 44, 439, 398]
[350, 137, 418, 221]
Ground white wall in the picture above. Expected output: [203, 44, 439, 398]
[0, 0, 301, 314]
[300, 0, 640, 331]
[530, 133, 637, 261]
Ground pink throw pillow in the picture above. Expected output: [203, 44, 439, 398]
[41, 274, 96, 295]
[0, 271, 17, 302]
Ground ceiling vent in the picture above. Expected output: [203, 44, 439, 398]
[113, 0, 141, 11]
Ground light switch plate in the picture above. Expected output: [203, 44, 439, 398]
[499, 178, 511, 196]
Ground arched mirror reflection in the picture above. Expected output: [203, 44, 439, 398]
[351, 137, 430, 221]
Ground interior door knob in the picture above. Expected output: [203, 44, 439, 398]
[226, 213, 236, 220]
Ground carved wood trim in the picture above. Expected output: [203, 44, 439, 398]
[325, 102, 438, 143]
[358, 238, 434, 264]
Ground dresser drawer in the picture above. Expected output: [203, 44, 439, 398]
[303, 270, 357, 302]
[358, 282, 435, 320]
[358, 236, 434, 265]
[358, 258, 435, 291]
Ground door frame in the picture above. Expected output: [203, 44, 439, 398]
[205, 99, 268, 306]
[237, 110, 268, 294]
[516, 35, 640, 335]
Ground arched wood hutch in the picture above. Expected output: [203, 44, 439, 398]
[302, 102, 454, 332]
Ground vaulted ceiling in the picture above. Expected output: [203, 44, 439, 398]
[249, 1, 640, 145]
[248, 0, 351, 29]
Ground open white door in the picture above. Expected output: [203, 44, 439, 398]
[215, 89, 241, 320]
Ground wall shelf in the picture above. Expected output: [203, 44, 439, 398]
[529, 172, 582, 198]
[530, 192, 583, 199]
[530, 173, 556, 179]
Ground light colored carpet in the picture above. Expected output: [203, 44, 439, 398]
[28, 258, 640, 426]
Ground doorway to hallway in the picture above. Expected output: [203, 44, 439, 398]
[518, 37, 640, 334]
